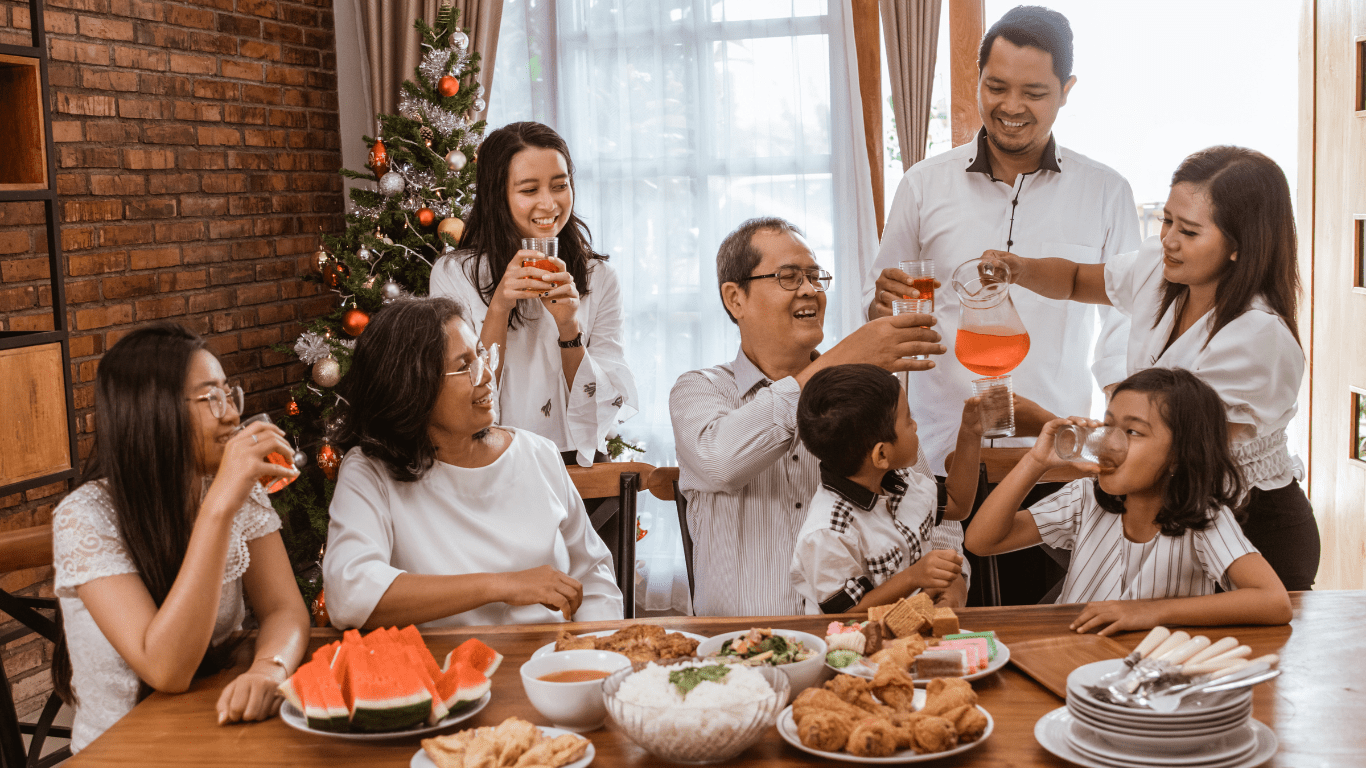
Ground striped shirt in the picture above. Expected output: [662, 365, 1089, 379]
[1032, 480, 1259, 604]
[671, 347, 960, 616]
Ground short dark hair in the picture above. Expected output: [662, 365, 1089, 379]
[1161, 146, 1300, 347]
[978, 6, 1074, 85]
[332, 296, 468, 482]
[797, 364, 902, 477]
[715, 216, 804, 324]
[1094, 368, 1245, 535]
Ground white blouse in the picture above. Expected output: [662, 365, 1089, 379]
[52, 480, 280, 753]
[1031, 479, 1258, 604]
[429, 252, 638, 467]
[322, 428, 624, 629]
[1104, 237, 1305, 489]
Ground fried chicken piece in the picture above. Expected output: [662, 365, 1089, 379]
[791, 687, 872, 724]
[871, 663, 919, 713]
[654, 631, 700, 660]
[846, 717, 900, 758]
[553, 629, 597, 652]
[826, 673, 891, 716]
[887, 711, 931, 750]
[796, 710, 857, 753]
[911, 715, 958, 753]
[940, 704, 988, 743]
[921, 677, 977, 716]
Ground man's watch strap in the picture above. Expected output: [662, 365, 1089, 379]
[557, 332, 583, 348]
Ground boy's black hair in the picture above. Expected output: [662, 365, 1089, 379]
[978, 5, 1074, 85]
[797, 364, 902, 477]
[1094, 367, 1245, 535]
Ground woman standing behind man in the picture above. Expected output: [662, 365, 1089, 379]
[430, 121, 636, 467]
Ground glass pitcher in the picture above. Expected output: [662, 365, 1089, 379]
[952, 258, 1031, 438]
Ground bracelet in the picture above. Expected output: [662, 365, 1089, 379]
[557, 332, 583, 349]
[254, 655, 289, 675]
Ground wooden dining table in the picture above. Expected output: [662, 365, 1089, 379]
[65, 590, 1362, 766]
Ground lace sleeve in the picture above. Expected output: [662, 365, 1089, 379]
[52, 482, 138, 598]
[221, 483, 283, 584]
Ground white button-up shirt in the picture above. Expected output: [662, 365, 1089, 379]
[868, 130, 1141, 474]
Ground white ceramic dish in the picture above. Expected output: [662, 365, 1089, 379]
[827, 630, 1011, 686]
[529, 629, 710, 660]
[776, 689, 994, 764]
[1069, 720, 1258, 765]
[281, 692, 489, 741]
[1034, 707, 1278, 768]
[1066, 696, 1252, 734]
[1066, 701, 1251, 741]
[409, 726, 594, 768]
[519, 649, 632, 732]
[696, 629, 828, 694]
[1067, 659, 1252, 717]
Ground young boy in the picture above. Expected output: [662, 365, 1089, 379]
[790, 364, 983, 614]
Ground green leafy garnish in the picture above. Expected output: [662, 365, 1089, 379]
[668, 664, 731, 695]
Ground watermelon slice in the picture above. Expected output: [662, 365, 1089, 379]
[394, 625, 444, 682]
[346, 648, 432, 733]
[443, 638, 503, 678]
[279, 659, 349, 732]
[434, 659, 489, 712]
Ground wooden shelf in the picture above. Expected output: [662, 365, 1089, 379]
[0, 344, 71, 487]
[0, 54, 47, 191]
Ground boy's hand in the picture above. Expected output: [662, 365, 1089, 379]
[1071, 599, 1163, 637]
[959, 396, 984, 437]
[904, 549, 963, 592]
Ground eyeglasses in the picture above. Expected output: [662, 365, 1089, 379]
[444, 343, 500, 387]
[738, 265, 832, 292]
[189, 384, 244, 419]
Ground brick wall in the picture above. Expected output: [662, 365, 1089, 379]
[0, 0, 344, 719]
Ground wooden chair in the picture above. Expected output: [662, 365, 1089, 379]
[643, 467, 692, 601]
[567, 462, 656, 620]
[0, 525, 71, 768]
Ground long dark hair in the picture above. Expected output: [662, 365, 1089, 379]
[1157, 146, 1301, 346]
[331, 297, 467, 482]
[1094, 368, 1245, 535]
[460, 121, 606, 329]
[53, 323, 238, 704]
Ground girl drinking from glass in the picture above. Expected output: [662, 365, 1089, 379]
[429, 121, 636, 467]
[51, 324, 308, 752]
[979, 146, 1317, 590]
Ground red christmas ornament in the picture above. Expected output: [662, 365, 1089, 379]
[438, 75, 459, 98]
[342, 307, 370, 337]
[325, 261, 350, 288]
[287, 398, 300, 416]
[367, 138, 388, 179]
[317, 441, 340, 480]
[416, 207, 436, 227]
[311, 589, 330, 628]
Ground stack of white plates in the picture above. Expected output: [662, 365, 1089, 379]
[1034, 659, 1278, 768]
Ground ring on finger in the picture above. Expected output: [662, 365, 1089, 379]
[252, 434, 258, 444]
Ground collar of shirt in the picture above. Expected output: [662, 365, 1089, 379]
[732, 346, 772, 398]
[818, 463, 908, 511]
[963, 127, 1062, 177]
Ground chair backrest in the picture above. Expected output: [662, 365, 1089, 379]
[644, 467, 693, 600]
[567, 461, 656, 500]
[0, 525, 53, 574]
[567, 463, 656, 620]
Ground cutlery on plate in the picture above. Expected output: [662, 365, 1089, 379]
[1145, 661, 1280, 713]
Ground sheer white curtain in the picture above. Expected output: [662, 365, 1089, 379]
[491, 0, 877, 614]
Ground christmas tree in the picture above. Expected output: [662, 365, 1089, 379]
[273, 5, 486, 607]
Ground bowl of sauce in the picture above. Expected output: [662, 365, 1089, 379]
[519, 649, 632, 732]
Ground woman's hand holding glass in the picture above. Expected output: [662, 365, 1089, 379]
[522, 254, 580, 334]
[489, 250, 563, 314]
[1027, 416, 1104, 476]
[204, 421, 298, 517]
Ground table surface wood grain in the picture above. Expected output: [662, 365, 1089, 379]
[66, 591, 1362, 766]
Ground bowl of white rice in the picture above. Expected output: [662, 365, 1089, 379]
[601, 657, 790, 763]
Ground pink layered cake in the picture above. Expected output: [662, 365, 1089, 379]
[933, 638, 992, 671]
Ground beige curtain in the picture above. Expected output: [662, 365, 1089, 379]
[881, 0, 942, 171]
[360, 0, 504, 121]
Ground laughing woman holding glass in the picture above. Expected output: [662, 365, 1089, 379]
[51, 323, 309, 753]
[429, 121, 636, 467]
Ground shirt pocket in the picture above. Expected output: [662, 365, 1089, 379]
[1027, 242, 1102, 309]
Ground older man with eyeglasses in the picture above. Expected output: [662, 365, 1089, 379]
[670, 217, 969, 617]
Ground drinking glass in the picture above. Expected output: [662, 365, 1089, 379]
[521, 237, 559, 275]
[236, 413, 297, 493]
[898, 259, 936, 311]
[1054, 424, 1128, 467]
[892, 298, 933, 360]
[971, 376, 1016, 439]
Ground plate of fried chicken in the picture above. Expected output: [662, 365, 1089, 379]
[777, 668, 992, 762]
[532, 625, 707, 663]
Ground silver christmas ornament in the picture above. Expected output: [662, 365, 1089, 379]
[292, 449, 309, 469]
[356, 244, 373, 262]
[312, 356, 342, 387]
[452, 30, 469, 49]
[379, 171, 405, 197]
[381, 280, 403, 302]
[473, 98, 486, 113]
[446, 149, 467, 172]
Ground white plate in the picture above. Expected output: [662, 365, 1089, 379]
[530, 629, 710, 660]
[1035, 707, 1278, 768]
[776, 689, 994, 763]
[410, 726, 595, 768]
[1067, 696, 1252, 732]
[1070, 720, 1258, 765]
[1067, 659, 1252, 718]
[281, 692, 490, 741]
[827, 631, 1011, 686]
[1066, 700, 1251, 738]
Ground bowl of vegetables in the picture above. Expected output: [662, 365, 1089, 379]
[695, 628, 827, 695]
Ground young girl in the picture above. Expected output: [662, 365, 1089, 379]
[964, 368, 1291, 635]
[52, 324, 309, 752]
[980, 146, 1317, 590]
[428, 121, 637, 467]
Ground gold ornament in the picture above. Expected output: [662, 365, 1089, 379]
[312, 356, 341, 387]
[437, 216, 465, 245]
[311, 244, 331, 275]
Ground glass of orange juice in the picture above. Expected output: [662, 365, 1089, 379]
[521, 237, 559, 277]
[236, 413, 298, 493]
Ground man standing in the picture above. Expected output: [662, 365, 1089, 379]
[672, 217, 967, 617]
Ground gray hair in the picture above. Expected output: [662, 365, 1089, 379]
[715, 217, 805, 324]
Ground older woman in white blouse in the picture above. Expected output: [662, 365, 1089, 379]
[982, 146, 1318, 590]
[429, 121, 636, 467]
[322, 297, 623, 629]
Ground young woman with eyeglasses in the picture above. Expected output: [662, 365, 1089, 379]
[428, 121, 637, 467]
[50, 323, 308, 753]
[321, 297, 623, 629]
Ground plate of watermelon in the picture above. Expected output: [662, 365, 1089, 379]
[279, 625, 503, 740]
